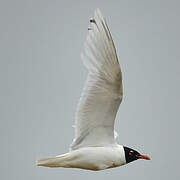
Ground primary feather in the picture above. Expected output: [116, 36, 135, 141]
[71, 8, 123, 150]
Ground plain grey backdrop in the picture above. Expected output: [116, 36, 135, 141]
[0, 0, 180, 179]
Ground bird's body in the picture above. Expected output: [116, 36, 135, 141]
[38, 145, 126, 171]
[37, 8, 150, 171]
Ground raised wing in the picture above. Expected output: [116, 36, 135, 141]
[71, 9, 123, 150]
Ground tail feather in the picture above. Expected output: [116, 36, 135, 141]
[37, 157, 62, 167]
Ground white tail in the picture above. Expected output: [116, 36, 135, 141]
[37, 153, 70, 168]
[37, 157, 63, 168]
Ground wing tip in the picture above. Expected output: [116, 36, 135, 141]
[95, 8, 102, 14]
[95, 8, 104, 20]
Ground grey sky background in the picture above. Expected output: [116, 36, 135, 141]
[0, 0, 180, 179]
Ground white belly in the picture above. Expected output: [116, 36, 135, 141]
[59, 145, 126, 171]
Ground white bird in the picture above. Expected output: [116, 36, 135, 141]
[37, 8, 150, 171]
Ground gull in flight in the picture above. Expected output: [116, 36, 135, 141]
[37, 8, 150, 171]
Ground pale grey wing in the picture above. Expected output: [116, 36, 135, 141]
[71, 9, 123, 150]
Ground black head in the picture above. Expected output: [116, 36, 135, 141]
[123, 146, 151, 164]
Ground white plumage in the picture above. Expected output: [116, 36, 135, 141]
[37, 8, 150, 171]
[71, 8, 123, 150]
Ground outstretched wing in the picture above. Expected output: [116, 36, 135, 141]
[71, 9, 123, 150]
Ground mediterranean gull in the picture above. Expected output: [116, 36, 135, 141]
[37, 8, 150, 171]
